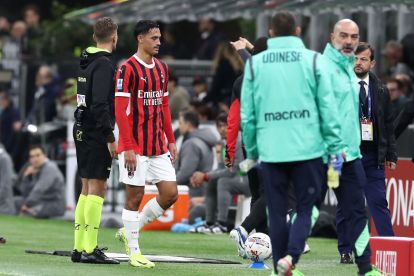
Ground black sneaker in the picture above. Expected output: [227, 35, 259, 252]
[71, 249, 82, 263]
[340, 253, 354, 264]
[81, 247, 120, 264]
[189, 223, 212, 233]
[209, 223, 227, 234]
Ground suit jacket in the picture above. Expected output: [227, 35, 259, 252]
[367, 71, 398, 165]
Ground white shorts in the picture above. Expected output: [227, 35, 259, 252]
[118, 152, 176, 186]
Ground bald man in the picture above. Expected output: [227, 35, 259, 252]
[322, 19, 380, 276]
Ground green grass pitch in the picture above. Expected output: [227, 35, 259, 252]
[0, 215, 358, 275]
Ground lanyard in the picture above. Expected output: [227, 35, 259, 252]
[360, 84, 372, 119]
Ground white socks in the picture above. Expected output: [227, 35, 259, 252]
[138, 198, 165, 230]
[122, 198, 165, 256]
[122, 208, 140, 255]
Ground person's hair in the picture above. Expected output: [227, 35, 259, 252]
[215, 112, 227, 125]
[192, 103, 213, 120]
[29, 144, 45, 154]
[23, 4, 40, 17]
[93, 17, 118, 43]
[252, 37, 268, 55]
[180, 110, 199, 128]
[134, 20, 159, 40]
[213, 42, 244, 73]
[385, 40, 402, 50]
[355, 42, 375, 61]
[386, 77, 403, 90]
[395, 74, 413, 93]
[270, 10, 296, 36]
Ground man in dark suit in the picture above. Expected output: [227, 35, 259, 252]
[336, 42, 398, 265]
[355, 42, 397, 234]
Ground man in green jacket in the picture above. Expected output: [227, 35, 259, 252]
[241, 11, 344, 275]
[322, 19, 380, 276]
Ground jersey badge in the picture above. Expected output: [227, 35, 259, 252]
[117, 79, 123, 91]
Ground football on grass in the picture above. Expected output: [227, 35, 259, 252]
[244, 232, 272, 262]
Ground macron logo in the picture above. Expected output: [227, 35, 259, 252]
[264, 109, 310, 122]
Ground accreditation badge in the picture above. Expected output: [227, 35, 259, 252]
[361, 118, 373, 141]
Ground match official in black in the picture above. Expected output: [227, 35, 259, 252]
[71, 17, 119, 264]
[348, 42, 396, 236]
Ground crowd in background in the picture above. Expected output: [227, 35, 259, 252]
[0, 4, 414, 227]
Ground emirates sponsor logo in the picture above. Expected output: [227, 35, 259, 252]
[137, 90, 164, 106]
[375, 250, 397, 276]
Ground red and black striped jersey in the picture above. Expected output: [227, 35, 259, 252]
[114, 54, 175, 156]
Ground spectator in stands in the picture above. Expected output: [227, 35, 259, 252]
[402, 33, 414, 74]
[190, 113, 250, 233]
[158, 27, 189, 59]
[395, 73, 413, 98]
[192, 102, 214, 121]
[383, 40, 413, 78]
[23, 4, 41, 39]
[386, 77, 407, 116]
[0, 16, 10, 43]
[191, 76, 208, 103]
[1, 21, 28, 100]
[203, 42, 243, 107]
[175, 110, 218, 222]
[26, 65, 61, 125]
[0, 142, 16, 215]
[14, 145, 65, 218]
[0, 90, 21, 155]
[23, 4, 43, 58]
[194, 19, 226, 60]
[168, 70, 190, 120]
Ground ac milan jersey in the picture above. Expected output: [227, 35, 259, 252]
[115, 54, 175, 156]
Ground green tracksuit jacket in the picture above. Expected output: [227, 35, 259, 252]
[241, 36, 343, 163]
[323, 43, 362, 162]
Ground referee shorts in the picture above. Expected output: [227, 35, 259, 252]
[73, 124, 112, 180]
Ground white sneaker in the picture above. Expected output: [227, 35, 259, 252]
[303, 242, 311, 254]
[229, 226, 248, 259]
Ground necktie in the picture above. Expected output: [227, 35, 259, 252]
[359, 80, 367, 116]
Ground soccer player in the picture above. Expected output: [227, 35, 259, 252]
[114, 20, 178, 268]
[72, 17, 119, 264]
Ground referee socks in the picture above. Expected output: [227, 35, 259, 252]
[84, 195, 104, 253]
